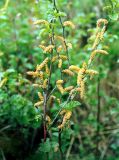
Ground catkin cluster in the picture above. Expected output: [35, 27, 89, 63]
[27, 18, 108, 129]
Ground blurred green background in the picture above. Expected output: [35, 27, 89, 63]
[0, 0, 119, 160]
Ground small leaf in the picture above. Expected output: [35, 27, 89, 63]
[63, 101, 81, 111]
[56, 11, 66, 17]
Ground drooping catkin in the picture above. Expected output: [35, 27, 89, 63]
[36, 58, 49, 71]
[44, 45, 54, 53]
[92, 32, 101, 50]
[34, 101, 44, 107]
[45, 64, 50, 76]
[39, 44, 46, 50]
[52, 56, 58, 62]
[56, 80, 64, 84]
[27, 71, 39, 78]
[55, 35, 66, 50]
[86, 69, 99, 76]
[63, 21, 75, 29]
[58, 59, 62, 68]
[57, 85, 64, 94]
[69, 65, 80, 73]
[92, 19, 108, 50]
[88, 50, 108, 65]
[34, 19, 49, 25]
[97, 19, 108, 27]
[64, 86, 74, 92]
[52, 55, 67, 63]
[60, 55, 68, 60]
[38, 92, 44, 101]
[58, 110, 72, 129]
[80, 80, 85, 99]
[56, 80, 64, 94]
[39, 71, 44, 80]
[46, 115, 51, 125]
[62, 69, 74, 76]
[0, 78, 7, 88]
[77, 68, 85, 86]
[42, 79, 48, 89]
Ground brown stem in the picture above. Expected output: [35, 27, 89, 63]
[43, 92, 47, 142]
[53, 0, 70, 67]
[58, 129, 64, 159]
[96, 76, 101, 157]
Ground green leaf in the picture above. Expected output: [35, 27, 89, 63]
[109, 13, 119, 20]
[39, 139, 51, 153]
[63, 101, 81, 111]
[55, 11, 66, 17]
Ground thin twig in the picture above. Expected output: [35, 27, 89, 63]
[53, 0, 70, 66]
[58, 129, 64, 159]
[66, 136, 75, 160]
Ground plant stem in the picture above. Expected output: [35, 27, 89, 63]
[58, 129, 64, 159]
[96, 76, 101, 157]
[43, 92, 47, 142]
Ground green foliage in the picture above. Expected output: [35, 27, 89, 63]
[62, 101, 81, 111]
[104, 0, 119, 20]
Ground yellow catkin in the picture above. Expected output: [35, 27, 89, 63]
[63, 21, 75, 29]
[52, 55, 67, 63]
[42, 79, 48, 89]
[36, 58, 49, 71]
[80, 81, 85, 99]
[38, 92, 44, 101]
[58, 110, 72, 129]
[57, 45, 63, 52]
[64, 86, 74, 92]
[45, 64, 50, 76]
[88, 50, 108, 65]
[97, 19, 108, 27]
[82, 62, 87, 70]
[62, 69, 74, 76]
[56, 79, 64, 94]
[67, 43, 72, 49]
[39, 71, 44, 80]
[39, 45, 46, 51]
[0, 78, 7, 88]
[92, 32, 101, 50]
[27, 71, 39, 77]
[86, 69, 99, 76]
[52, 56, 58, 62]
[55, 36, 66, 50]
[100, 26, 107, 40]
[44, 45, 54, 53]
[60, 55, 68, 60]
[56, 80, 64, 84]
[58, 59, 62, 68]
[60, 109, 66, 115]
[46, 115, 51, 125]
[77, 69, 85, 86]
[57, 85, 65, 94]
[34, 19, 49, 25]
[34, 101, 43, 107]
[69, 65, 80, 73]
